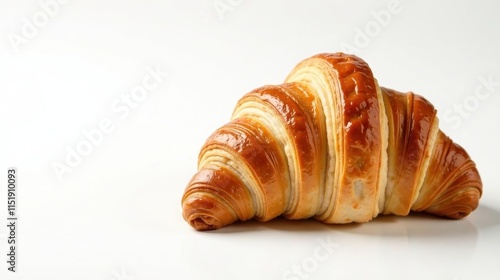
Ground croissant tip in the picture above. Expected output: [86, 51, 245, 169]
[446, 211, 470, 219]
[188, 215, 221, 231]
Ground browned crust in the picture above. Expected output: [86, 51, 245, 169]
[381, 88, 438, 215]
[412, 131, 482, 218]
[235, 83, 327, 219]
[182, 165, 254, 230]
[287, 53, 383, 223]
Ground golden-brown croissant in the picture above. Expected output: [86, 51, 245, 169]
[181, 53, 482, 231]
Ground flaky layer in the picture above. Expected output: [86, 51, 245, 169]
[285, 54, 386, 223]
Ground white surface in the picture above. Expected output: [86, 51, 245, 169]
[1, 0, 500, 279]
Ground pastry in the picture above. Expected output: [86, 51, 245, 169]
[181, 53, 482, 231]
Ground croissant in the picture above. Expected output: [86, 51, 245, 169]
[181, 52, 482, 231]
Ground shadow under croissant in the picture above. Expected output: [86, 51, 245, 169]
[206, 205, 500, 237]
[197, 208, 493, 273]
[464, 203, 500, 229]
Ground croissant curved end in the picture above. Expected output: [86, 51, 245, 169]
[188, 214, 222, 231]
[181, 52, 483, 231]
[423, 187, 481, 220]
[412, 138, 483, 219]
[182, 194, 233, 231]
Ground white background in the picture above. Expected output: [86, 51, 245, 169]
[1, 0, 500, 279]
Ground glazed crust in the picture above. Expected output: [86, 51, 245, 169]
[181, 53, 483, 231]
[285, 53, 385, 223]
